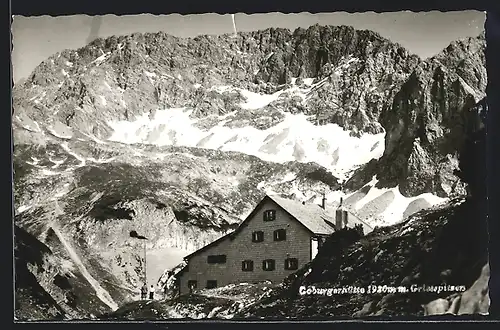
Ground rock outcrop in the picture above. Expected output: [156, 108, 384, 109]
[346, 34, 486, 197]
[12, 24, 487, 319]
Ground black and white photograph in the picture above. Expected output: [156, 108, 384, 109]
[11, 9, 492, 321]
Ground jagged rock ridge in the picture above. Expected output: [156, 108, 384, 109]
[13, 25, 420, 139]
[12, 24, 486, 319]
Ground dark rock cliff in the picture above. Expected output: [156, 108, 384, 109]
[346, 34, 486, 197]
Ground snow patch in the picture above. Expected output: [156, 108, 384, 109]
[54, 190, 68, 198]
[15, 115, 42, 133]
[49, 157, 66, 169]
[41, 169, 60, 176]
[132, 150, 143, 157]
[264, 52, 274, 61]
[378, 186, 413, 224]
[239, 89, 283, 110]
[17, 205, 32, 214]
[81, 133, 105, 144]
[91, 51, 111, 66]
[107, 109, 385, 180]
[99, 95, 107, 106]
[103, 81, 112, 91]
[144, 70, 157, 78]
[345, 57, 360, 66]
[210, 85, 233, 94]
[354, 177, 390, 211]
[458, 77, 485, 102]
[349, 177, 449, 226]
[87, 157, 116, 164]
[422, 193, 448, 205]
[326, 189, 349, 205]
[29, 91, 46, 103]
[65, 61, 73, 67]
[59, 258, 77, 274]
[61, 69, 69, 77]
[60, 142, 86, 167]
[208, 85, 283, 110]
[280, 172, 297, 183]
[153, 153, 166, 161]
[399, 226, 415, 236]
[162, 73, 175, 80]
[302, 78, 315, 86]
[48, 128, 72, 140]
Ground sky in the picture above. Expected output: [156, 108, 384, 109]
[11, 11, 485, 83]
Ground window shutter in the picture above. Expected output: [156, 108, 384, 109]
[274, 229, 286, 241]
[207, 255, 227, 264]
[264, 210, 276, 221]
[252, 231, 264, 242]
[242, 260, 254, 271]
[263, 259, 275, 271]
[285, 258, 298, 270]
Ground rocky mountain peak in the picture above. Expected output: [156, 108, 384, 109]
[346, 33, 486, 198]
[13, 24, 488, 320]
[14, 24, 424, 151]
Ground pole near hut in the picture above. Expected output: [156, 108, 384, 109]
[130, 230, 148, 285]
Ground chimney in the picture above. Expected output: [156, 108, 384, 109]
[335, 209, 342, 230]
[321, 192, 326, 209]
[335, 196, 344, 230]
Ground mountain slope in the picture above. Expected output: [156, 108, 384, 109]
[105, 198, 489, 319]
[346, 34, 486, 198]
[14, 224, 117, 320]
[13, 137, 348, 313]
[14, 225, 67, 320]
[12, 25, 422, 182]
[13, 25, 419, 134]
[12, 25, 486, 319]
[240, 96, 489, 318]
[107, 96, 489, 319]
